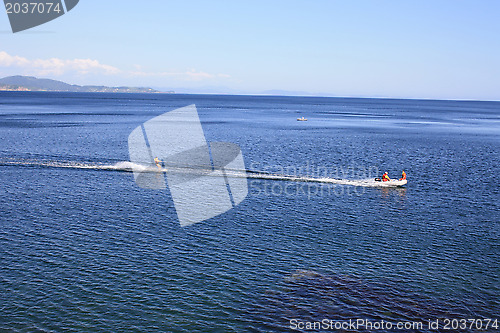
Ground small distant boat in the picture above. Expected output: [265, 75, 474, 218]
[297, 116, 308, 121]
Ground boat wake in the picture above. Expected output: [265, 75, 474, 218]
[0, 158, 406, 188]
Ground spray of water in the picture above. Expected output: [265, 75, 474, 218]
[0, 159, 407, 188]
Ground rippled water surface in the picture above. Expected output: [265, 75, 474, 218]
[0, 92, 499, 332]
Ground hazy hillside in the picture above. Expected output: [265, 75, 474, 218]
[0, 76, 162, 93]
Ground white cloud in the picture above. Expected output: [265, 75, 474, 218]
[0, 50, 230, 82]
[0, 51, 30, 67]
[0, 51, 120, 76]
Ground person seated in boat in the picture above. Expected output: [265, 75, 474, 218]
[399, 170, 406, 181]
[154, 157, 162, 170]
[382, 172, 391, 182]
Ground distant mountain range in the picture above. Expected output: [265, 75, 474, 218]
[0, 76, 170, 93]
[0, 75, 328, 97]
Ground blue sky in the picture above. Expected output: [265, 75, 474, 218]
[1, 0, 499, 100]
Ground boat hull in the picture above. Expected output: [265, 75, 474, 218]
[374, 179, 407, 187]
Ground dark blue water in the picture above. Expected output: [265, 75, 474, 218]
[0, 92, 499, 332]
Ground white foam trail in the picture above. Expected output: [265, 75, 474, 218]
[101, 161, 148, 172]
[0, 159, 406, 188]
[242, 173, 407, 187]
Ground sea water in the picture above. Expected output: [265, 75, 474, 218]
[0, 92, 499, 332]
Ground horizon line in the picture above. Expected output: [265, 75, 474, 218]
[2, 89, 499, 103]
[1, 75, 499, 103]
